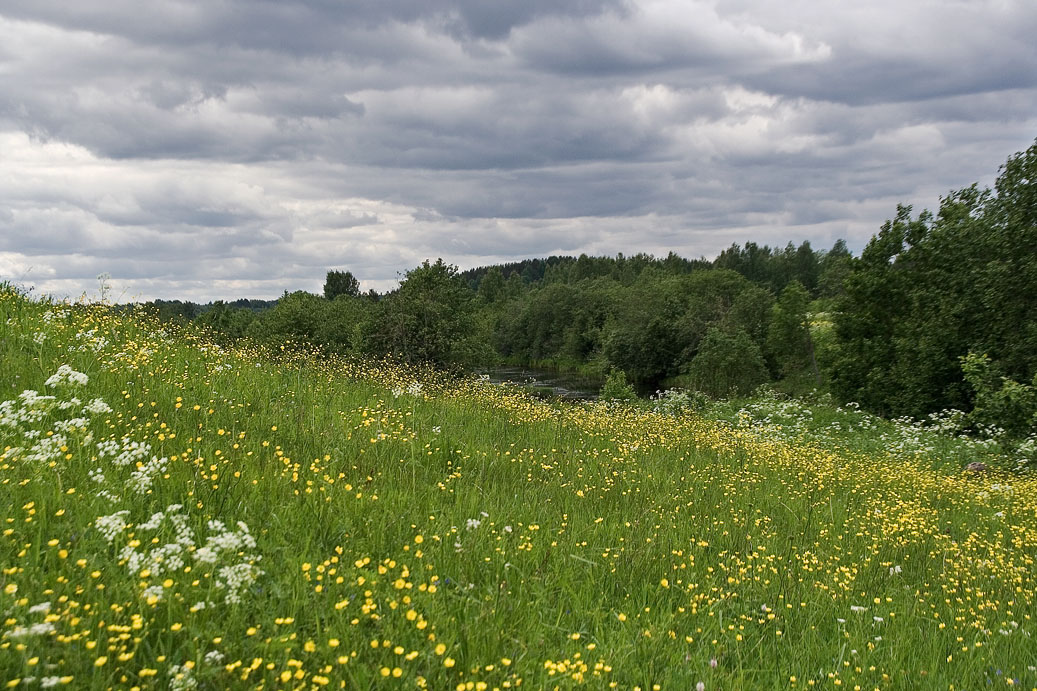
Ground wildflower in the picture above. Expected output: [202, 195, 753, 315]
[45, 365, 89, 388]
[83, 398, 112, 415]
[95, 511, 130, 543]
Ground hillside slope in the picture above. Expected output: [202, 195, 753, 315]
[2, 287, 1036, 689]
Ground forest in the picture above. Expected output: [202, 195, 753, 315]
[142, 138, 1037, 443]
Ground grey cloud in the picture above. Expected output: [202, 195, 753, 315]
[0, 0, 624, 51]
[1, 1, 1034, 302]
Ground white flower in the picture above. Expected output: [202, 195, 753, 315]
[5, 622, 56, 638]
[83, 398, 112, 415]
[169, 663, 199, 691]
[139, 511, 166, 532]
[204, 650, 226, 665]
[45, 364, 89, 388]
[142, 584, 166, 602]
[54, 417, 88, 432]
[216, 563, 262, 605]
[95, 510, 130, 542]
[127, 456, 168, 495]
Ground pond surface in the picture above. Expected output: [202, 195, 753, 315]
[478, 366, 603, 401]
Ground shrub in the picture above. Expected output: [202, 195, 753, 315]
[600, 368, 638, 402]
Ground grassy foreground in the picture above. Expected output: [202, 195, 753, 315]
[1, 287, 1036, 690]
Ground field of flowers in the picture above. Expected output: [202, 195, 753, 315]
[2, 285, 1036, 690]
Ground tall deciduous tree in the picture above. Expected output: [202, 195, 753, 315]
[365, 259, 486, 366]
[324, 270, 360, 300]
[767, 280, 819, 384]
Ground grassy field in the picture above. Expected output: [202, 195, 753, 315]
[2, 286, 1036, 690]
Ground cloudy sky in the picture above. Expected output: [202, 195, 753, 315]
[1, 0, 1034, 302]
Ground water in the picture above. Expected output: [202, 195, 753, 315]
[478, 366, 603, 401]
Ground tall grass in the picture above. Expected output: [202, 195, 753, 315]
[2, 285, 1036, 689]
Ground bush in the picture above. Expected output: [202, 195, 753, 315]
[960, 351, 1037, 440]
[600, 368, 638, 402]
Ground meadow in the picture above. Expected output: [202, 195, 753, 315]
[2, 285, 1036, 690]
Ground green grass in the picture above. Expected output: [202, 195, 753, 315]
[2, 286, 1036, 690]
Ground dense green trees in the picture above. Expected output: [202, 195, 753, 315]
[832, 138, 1037, 421]
[768, 281, 819, 385]
[137, 138, 1034, 438]
[686, 327, 768, 397]
[364, 259, 488, 367]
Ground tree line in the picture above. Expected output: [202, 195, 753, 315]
[139, 138, 1037, 438]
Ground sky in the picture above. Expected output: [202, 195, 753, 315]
[1, 0, 1035, 302]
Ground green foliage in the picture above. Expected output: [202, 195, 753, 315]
[831, 138, 1037, 420]
[497, 282, 610, 363]
[364, 259, 488, 366]
[600, 367, 638, 402]
[149, 299, 199, 322]
[713, 240, 821, 294]
[685, 326, 768, 398]
[767, 280, 819, 384]
[246, 291, 325, 345]
[323, 269, 360, 300]
[195, 300, 256, 340]
[960, 352, 1037, 439]
[315, 295, 371, 354]
[476, 266, 505, 303]
[816, 239, 853, 300]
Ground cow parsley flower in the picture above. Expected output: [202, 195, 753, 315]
[95, 510, 130, 543]
[45, 364, 89, 388]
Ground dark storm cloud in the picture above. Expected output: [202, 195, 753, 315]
[0, 0, 1034, 301]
